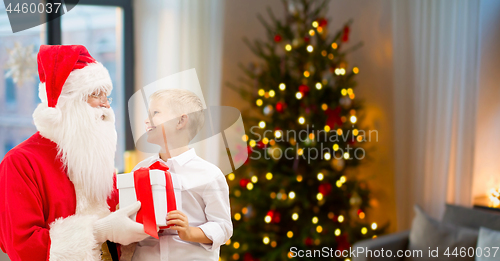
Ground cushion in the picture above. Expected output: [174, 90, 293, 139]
[404, 205, 478, 261]
[476, 227, 500, 261]
[443, 204, 500, 231]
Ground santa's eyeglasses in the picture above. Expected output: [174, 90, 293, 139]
[89, 92, 112, 105]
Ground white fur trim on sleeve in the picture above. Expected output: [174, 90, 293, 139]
[49, 214, 101, 261]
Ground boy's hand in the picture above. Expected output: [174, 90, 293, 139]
[166, 210, 213, 244]
[166, 210, 192, 241]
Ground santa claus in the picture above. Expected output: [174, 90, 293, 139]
[0, 45, 149, 261]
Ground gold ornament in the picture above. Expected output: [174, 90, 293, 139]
[340, 96, 352, 108]
[349, 191, 362, 207]
[331, 157, 345, 171]
[267, 144, 282, 160]
[292, 38, 303, 48]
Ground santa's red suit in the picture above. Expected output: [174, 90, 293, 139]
[0, 45, 128, 261]
[0, 132, 118, 260]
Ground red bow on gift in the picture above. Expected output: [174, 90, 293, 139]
[134, 161, 177, 239]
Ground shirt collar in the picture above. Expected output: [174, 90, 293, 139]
[154, 148, 196, 168]
[170, 148, 196, 166]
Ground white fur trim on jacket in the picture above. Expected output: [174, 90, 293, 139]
[48, 214, 101, 261]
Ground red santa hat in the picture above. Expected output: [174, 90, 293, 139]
[36, 45, 113, 107]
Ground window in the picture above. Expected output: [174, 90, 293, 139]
[5, 74, 16, 106]
[3, 141, 15, 157]
[0, 11, 45, 160]
[34, 77, 41, 104]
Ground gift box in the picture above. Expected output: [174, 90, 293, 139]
[117, 163, 182, 235]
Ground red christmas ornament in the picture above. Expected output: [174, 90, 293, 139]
[342, 25, 350, 42]
[239, 178, 250, 188]
[298, 84, 310, 96]
[275, 101, 286, 113]
[318, 183, 332, 196]
[336, 234, 351, 252]
[245, 145, 252, 165]
[304, 36, 310, 43]
[265, 210, 281, 223]
[318, 18, 328, 27]
[304, 237, 313, 246]
[274, 34, 282, 43]
[257, 140, 267, 149]
[325, 106, 343, 129]
[273, 211, 281, 223]
[266, 210, 274, 219]
[357, 209, 363, 215]
[243, 253, 257, 261]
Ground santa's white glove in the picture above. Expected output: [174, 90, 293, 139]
[93, 201, 151, 245]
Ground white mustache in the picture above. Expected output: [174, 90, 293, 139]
[92, 107, 114, 122]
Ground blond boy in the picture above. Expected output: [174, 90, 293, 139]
[130, 89, 232, 261]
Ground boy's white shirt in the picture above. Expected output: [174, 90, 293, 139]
[130, 148, 233, 261]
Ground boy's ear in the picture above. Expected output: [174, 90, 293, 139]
[177, 114, 189, 130]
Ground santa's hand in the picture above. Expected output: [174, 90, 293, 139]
[93, 201, 150, 245]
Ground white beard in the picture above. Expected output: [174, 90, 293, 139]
[33, 99, 117, 203]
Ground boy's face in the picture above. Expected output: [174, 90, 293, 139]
[144, 98, 179, 148]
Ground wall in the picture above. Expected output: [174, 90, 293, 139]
[221, 0, 397, 232]
[472, 0, 500, 200]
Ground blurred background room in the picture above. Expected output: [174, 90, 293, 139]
[1, 0, 499, 260]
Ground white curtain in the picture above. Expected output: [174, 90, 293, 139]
[133, 0, 225, 163]
[392, 0, 481, 230]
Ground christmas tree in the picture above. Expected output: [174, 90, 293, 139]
[223, 1, 385, 260]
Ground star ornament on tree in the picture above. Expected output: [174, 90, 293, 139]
[4, 42, 37, 87]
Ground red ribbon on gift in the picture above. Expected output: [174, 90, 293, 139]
[133, 161, 177, 239]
